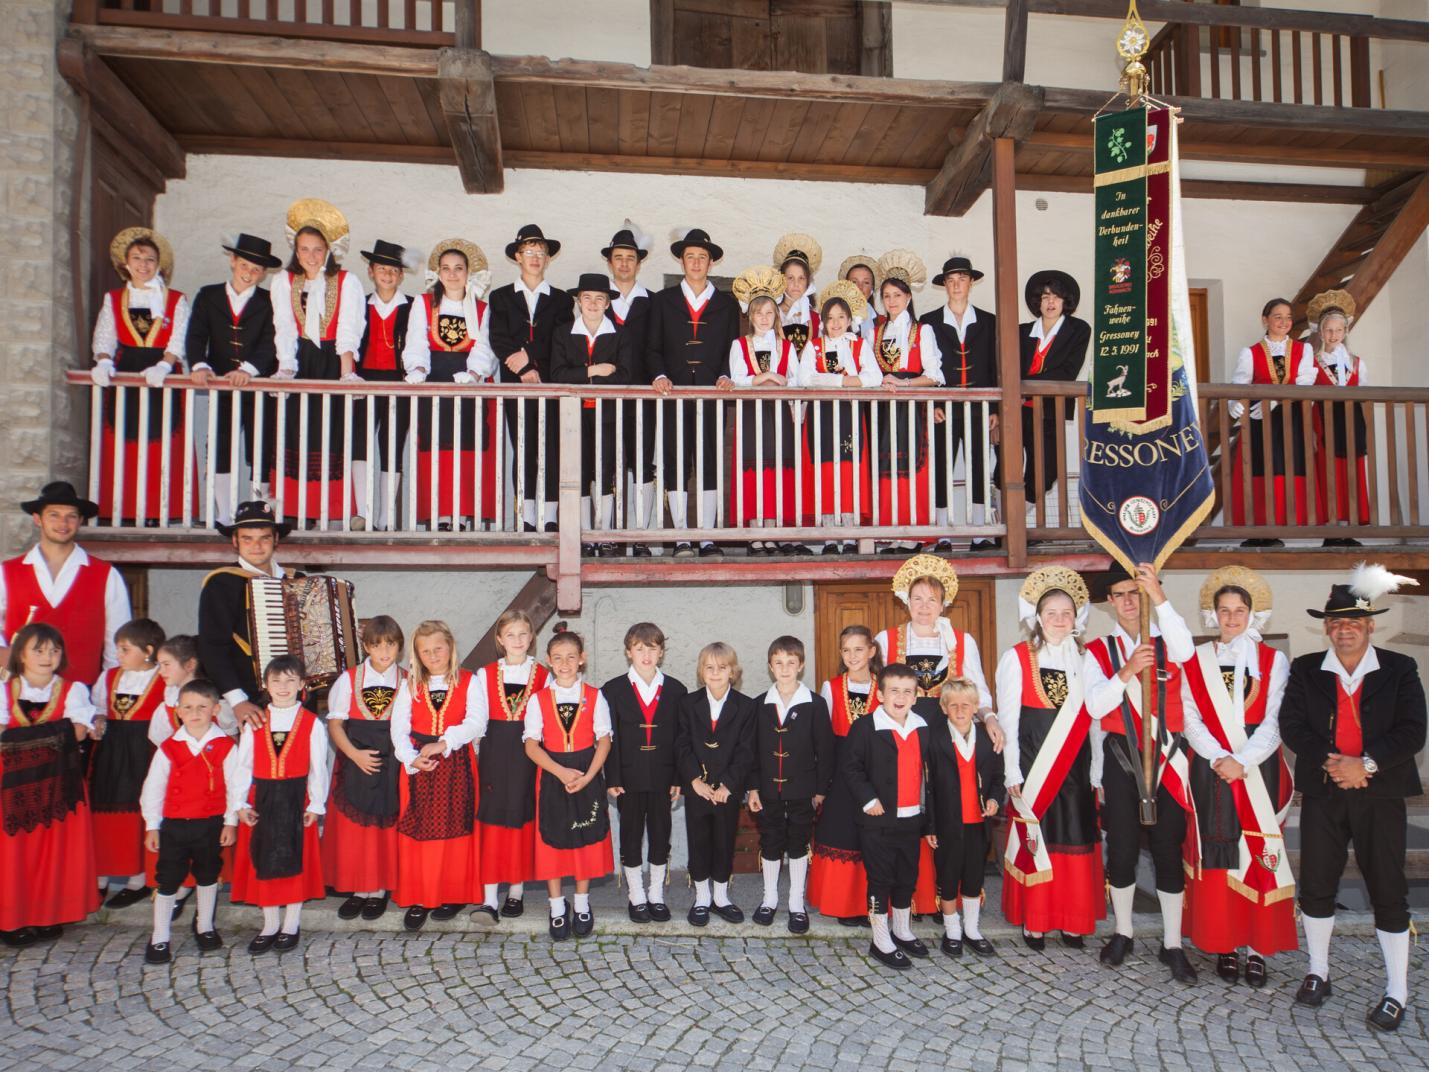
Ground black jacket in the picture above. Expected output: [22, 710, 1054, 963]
[919, 305, 998, 389]
[1018, 316, 1090, 385]
[196, 565, 297, 701]
[644, 284, 741, 387]
[674, 687, 757, 813]
[606, 290, 652, 366]
[924, 713, 1005, 840]
[602, 673, 689, 792]
[487, 283, 573, 383]
[751, 688, 836, 802]
[549, 325, 636, 391]
[843, 712, 933, 834]
[185, 283, 277, 376]
[1280, 646, 1426, 799]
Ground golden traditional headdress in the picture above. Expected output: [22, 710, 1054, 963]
[837, 252, 880, 290]
[816, 279, 869, 325]
[1306, 288, 1356, 327]
[731, 265, 786, 313]
[284, 198, 350, 261]
[427, 238, 488, 275]
[892, 554, 959, 608]
[877, 249, 927, 291]
[1019, 566, 1090, 613]
[773, 233, 823, 278]
[1199, 565, 1273, 614]
[109, 227, 175, 281]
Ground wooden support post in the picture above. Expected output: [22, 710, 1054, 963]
[455, 0, 481, 50]
[859, 1, 893, 78]
[1003, 0, 1029, 82]
[1138, 590, 1156, 825]
[991, 137, 1027, 568]
[925, 81, 1042, 217]
[437, 47, 504, 194]
[555, 395, 583, 613]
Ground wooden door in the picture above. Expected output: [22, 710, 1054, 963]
[655, 0, 880, 75]
[1188, 286, 1211, 384]
[812, 577, 997, 687]
[88, 123, 162, 337]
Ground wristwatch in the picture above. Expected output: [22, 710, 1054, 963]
[1361, 753, 1379, 775]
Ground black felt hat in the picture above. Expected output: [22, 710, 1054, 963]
[932, 255, 984, 285]
[222, 233, 282, 270]
[216, 499, 293, 538]
[505, 223, 561, 261]
[1025, 269, 1080, 317]
[21, 481, 98, 519]
[1308, 583, 1391, 619]
[601, 228, 648, 262]
[360, 239, 411, 269]
[670, 228, 724, 262]
[574, 272, 620, 300]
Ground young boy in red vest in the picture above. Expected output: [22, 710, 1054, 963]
[139, 679, 239, 964]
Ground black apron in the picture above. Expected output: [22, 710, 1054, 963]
[331, 707, 400, 829]
[87, 717, 154, 812]
[477, 682, 537, 828]
[250, 775, 306, 881]
[0, 714, 85, 835]
[813, 689, 872, 860]
[1018, 667, 1096, 849]
[537, 700, 608, 850]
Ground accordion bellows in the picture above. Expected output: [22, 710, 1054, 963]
[248, 576, 359, 688]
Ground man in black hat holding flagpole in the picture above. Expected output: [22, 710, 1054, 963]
[0, 482, 132, 688]
[1281, 564, 1425, 1032]
[197, 501, 296, 729]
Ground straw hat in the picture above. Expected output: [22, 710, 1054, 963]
[1199, 565, 1273, 615]
[892, 554, 959, 608]
[877, 249, 927, 291]
[109, 227, 175, 281]
[1306, 288, 1356, 326]
[816, 279, 868, 324]
[773, 233, 823, 278]
[731, 265, 786, 312]
[837, 252, 880, 289]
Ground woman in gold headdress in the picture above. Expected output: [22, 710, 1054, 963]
[1305, 290, 1371, 544]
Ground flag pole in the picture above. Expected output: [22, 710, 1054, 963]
[1138, 587, 1156, 824]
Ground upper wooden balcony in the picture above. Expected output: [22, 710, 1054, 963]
[64, 0, 1429, 212]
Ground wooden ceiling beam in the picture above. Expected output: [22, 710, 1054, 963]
[1025, 129, 1429, 171]
[56, 38, 185, 179]
[177, 135, 457, 165]
[926, 81, 1042, 217]
[438, 47, 503, 194]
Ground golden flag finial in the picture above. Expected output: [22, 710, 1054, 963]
[1117, 1, 1151, 101]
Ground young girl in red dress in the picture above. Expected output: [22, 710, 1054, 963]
[525, 630, 613, 941]
[808, 625, 880, 925]
[230, 655, 330, 954]
[323, 615, 405, 922]
[0, 623, 100, 947]
[471, 610, 548, 921]
[89, 617, 166, 909]
[389, 620, 485, 930]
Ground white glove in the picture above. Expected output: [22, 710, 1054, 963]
[143, 362, 172, 388]
[272, 367, 297, 381]
[452, 371, 475, 385]
[404, 370, 428, 385]
[340, 371, 363, 383]
[90, 360, 114, 387]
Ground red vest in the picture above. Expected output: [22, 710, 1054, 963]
[422, 292, 485, 354]
[894, 728, 923, 810]
[811, 337, 866, 376]
[874, 319, 923, 376]
[289, 271, 347, 343]
[410, 671, 474, 737]
[1250, 339, 1307, 387]
[483, 661, 549, 722]
[1015, 642, 1054, 711]
[3, 553, 114, 686]
[737, 337, 795, 378]
[109, 287, 183, 350]
[1181, 642, 1278, 731]
[102, 667, 164, 722]
[1085, 633, 1185, 733]
[161, 734, 236, 819]
[1312, 354, 1362, 388]
[342, 664, 404, 720]
[827, 674, 878, 737]
[253, 709, 317, 780]
[3, 677, 77, 726]
[1334, 680, 1362, 756]
[536, 684, 601, 753]
[956, 743, 982, 823]
[364, 302, 402, 371]
[882, 626, 965, 697]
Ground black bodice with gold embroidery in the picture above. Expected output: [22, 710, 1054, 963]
[361, 686, 397, 718]
[1039, 667, 1070, 711]
[1015, 651, 1095, 849]
[1219, 666, 1255, 699]
[437, 314, 468, 350]
[783, 323, 811, 354]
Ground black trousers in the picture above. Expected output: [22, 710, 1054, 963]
[506, 396, 559, 505]
[685, 800, 741, 883]
[756, 797, 815, 861]
[1101, 735, 1187, 893]
[934, 822, 988, 902]
[580, 408, 618, 497]
[861, 823, 921, 912]
[942, 406, 989, 507]
[154, 815, 226, 895]
[210, 391, 264, 475]
[660, 398, 721, 500]
[1298, 791, 1409, 931]
[616, 789, 673, 868]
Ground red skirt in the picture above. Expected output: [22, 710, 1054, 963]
[1185, 869, 1298, 956]
[230, 820, 325, 907]
[1229, 444, 1309, 526]
[320, 808, 399, 894]
[98, 423, 194, 523]
[91, 809, 144, 878]
[531, 774, 612, 882]
[393, 761, 483, 908]
[415, 445, 499, 522]
[479, 819, 535, 885]
[808, 847, 866, 917]
[729, 424, 806, 527]
[1001, 847, 1106, 935]
[875, 466, 931, 526]
[0, 804, 101, 930]
[272, 471, 347, 525]
[1314, 454, 1371, 525]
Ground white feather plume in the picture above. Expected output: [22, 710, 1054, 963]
[623, 218, 653, 254]
[220, 233, 240, 251]
[669, 225, 695, 244]
[1348, 561, 1418, 603]
[401, 248, 424, 272]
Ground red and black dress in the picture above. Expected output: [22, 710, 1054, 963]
[1310, 347, 1371, 526]
[872, 312, 942, 526]
[0, 677, 101, 930]
[1229, 337, 1313, 526]
[390, 672, 483, 907]
[729, 333, 805, 526]
[230, 705, 330, 907]
[93, 285, 194, 524]
[808, 675, 877, 918]
[88, 667, 163, 879]
[526, 682, 613, 882]
[475, 658, 548, 885]
[799, 335, 876, 524]
[321, 660, 403, 895]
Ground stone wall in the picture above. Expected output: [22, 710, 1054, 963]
[0, 0, 82, 555]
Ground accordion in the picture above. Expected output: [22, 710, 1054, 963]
[247, 576, 359, 689]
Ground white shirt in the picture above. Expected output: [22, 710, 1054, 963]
[1028, 314, 1064, 348]
[706, 687, 730, 724]
[515, 278, 552, 320]
[861, 707, 928, 817]
[1230, 337, 1317, 419]
[995, 638, 1081, 787]
[523, 680, 613, 743]
[1321, 645, 1380, 696]
[680, 279, 714, 310]
[571, 315, 618, 352]
[0, 545, 131, 674]
[231, 703, 331, 815]
[470, 657, 539, 725]
[271, 269, 366, 373]
[950, 719, 978, 762]
[91, 281, 190, 362]
[326, 659, 403, 721]
[729, 330, 797, 386]
[941, 303, 978, 342]
[1083, 601, 1197, 721]
[798, 334, 882, 389]
[762, 683, 813, 724]
[877, 310, 944, 384]
[388, 673, 485, 770]
[1181, 640, 1290, 767]
[90, 666, 160, 716]
[140, 724, 241, 830]
[191, 284, 262, 376]
[627, 667, 664, 707]
[0, 676, 95, 728]
[611, 283, 648, 324]
[368, 292, 406, 321]
[875, 625, 993, 713]
[401, 292, 498, 378]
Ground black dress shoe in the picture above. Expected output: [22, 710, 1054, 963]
[549, 913, 571, 941]
[627, 902, 651, 923]
[698, 542, 722, 558]
[711, 903, 744, 924]
[687, 905, 710, 927]
[337, 895, 366, 920]
[933, 539, 956, 554]
[403, 907, 430, 931]
[431, 902, 465, 921]
[192, 920, 223, 953]
[171, 892, 190, 921]
[631, 543, 652, 558]
[500, 897, 524, 918]
[105, 886, 152, 910]
[273, 929, 301, 953]
[1244, 955, 1267, 988]
[966, 937, 996, 957]
[1295, 974, 1332, 1007]
[1100, 934, 1134, 966]
[1, 928, 38, 948]
[1322, 537, 1362, 548]
[1023, 932, 1046, 951]
[837, 915, 868, 928]
[34, 925, 62, 941]
[787, 911, 810, 935]
[869, 943, 912, 970]
[361, 895, 390, 921]
[143, 941, 171, 965]
[1368, 995, 1405, 1032]
[753, 905, 776, 926]
[1217, 952, 1240, 982]
[1159, 945, 1198, 983]
[647, 902, 672, 923]
[573, 911, 594, 937]
[821, 542, 840, 555]
[469, 904, 500, 923]
[248, 932, 277, 955]
[673, 541, 695, 558]
[941, 936, 963, 958]
[1060, 932, 1085, 949]
[893, 934, 929, 958]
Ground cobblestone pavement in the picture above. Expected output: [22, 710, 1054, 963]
[2, 920, 1424, 1071]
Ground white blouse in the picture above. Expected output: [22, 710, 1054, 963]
[875, 310, 944, 384]
[91, 282, 190, 362]
[798, 334, 882, 389]
[271, 269, 367, 372]
[90, 666, 160, 716]
[875, 625, 992, 712]
[995, 639, 1081, 787]
[1230, 337, 1317, 419]
[326, 659, 403, 721]
[0, 677, 95, 728]
[388, 673, 486, 771]
[401, 293, 498, 379]
[522, 680, 613, 744]
[728, 330, 799, 386]
[1180, 641, 1290, 768]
